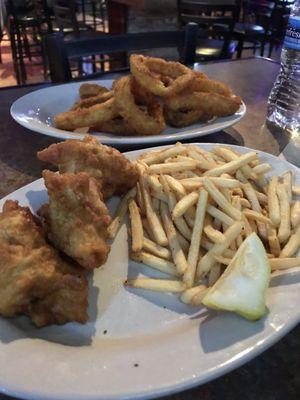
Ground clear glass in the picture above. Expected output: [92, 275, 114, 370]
[267, 0, 300, 136]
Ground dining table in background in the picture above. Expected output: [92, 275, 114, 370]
[0, 56, 299, 400]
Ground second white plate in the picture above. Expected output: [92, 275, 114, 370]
[10, 79, 246, 146]
[0, 143, 299, 400]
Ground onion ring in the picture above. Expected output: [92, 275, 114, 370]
[163, 106, 211, 127]
[79, 83, 109, 99]
[113, 76, 165, 135]
[72, 91, 113, 110]
[193, 71, 208, 80]
[191, 77, 233, 97]
[91, 117, 138, 136]
[130, 54, 193, 97]
[55, 97, 118, 131]
[165, 92, 242, 117]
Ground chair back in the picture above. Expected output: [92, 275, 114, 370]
[6, 0, 35, 18]
[52, 0, 80, 36]
[178, 1, 239, 59]
[240, 0, 275, 29]
[45, 22, 198, 83]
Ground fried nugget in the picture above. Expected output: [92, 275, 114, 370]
[0, 200, 88, 327]
[37, 135, 139, 198]
[40, 171, 111, 270]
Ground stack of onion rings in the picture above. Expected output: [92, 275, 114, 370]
[54, 54, 243, 135]
[113, 76, 166, 136]
[129, 54, 194, 97]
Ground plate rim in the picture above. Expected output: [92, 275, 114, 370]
[10, 79, 246, 146]
[0, 143, 299, 400]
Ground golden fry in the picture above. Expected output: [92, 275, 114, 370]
[129, 199, 143, 252]
[160, 202, 189, 275]
[125, 278, 186, 292]
[131, 251, 177, 276]
[183, 189, 208, 287]
[203, 178, 242, 220]
[277, 183, 291, 244]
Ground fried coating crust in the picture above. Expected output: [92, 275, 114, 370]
[37, 135, 139, 198]
[79, 83, 110, 99]
[113, 76, 166, 136]
[40, 171, 111, 270]
[72, 91, 113, 110]
[0, 200, 88, 327]
[165, 92, 242, 117]
[54, 97, 117, 131]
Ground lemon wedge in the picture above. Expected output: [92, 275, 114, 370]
[202, 233, 270, 321]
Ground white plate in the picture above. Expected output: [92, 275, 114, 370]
[0, 144, 299, 400]
[10, 79, 246, 146]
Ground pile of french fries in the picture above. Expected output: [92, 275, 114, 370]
[107, 143, 300, 307]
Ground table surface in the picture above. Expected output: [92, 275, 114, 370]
[0, 57, 299, 400]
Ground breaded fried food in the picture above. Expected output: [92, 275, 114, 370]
[0, 200, 88, 327]
[72, 91, 113, 110]
[165, 92, 242, 117]
[37, 135, 139, 198]
[79, 83, 109, 99]
[54, 96, 117, 131]
[39, 170, 111, 270]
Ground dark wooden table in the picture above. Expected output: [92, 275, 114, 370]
[0, 57, 299, 400]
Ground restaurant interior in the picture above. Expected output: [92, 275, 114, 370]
[0, 0, 295, 86]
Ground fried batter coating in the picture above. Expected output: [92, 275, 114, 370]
[72, 91, 113, 110]
[40, 171, 111, 270]
[54, 97, 117, 131]
[113, 76, 166, 136]
[79, 83, 109, 99]
[163, 106, 211, 127]
[165, 92, 242, 117]
[37, 135, 139, 198]
[0, 200, 88, 327]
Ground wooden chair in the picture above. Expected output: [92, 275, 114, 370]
[45, 22, 198, 83]
[178, 1, 239, 61]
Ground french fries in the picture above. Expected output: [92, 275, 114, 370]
[291, 201, 300, 228]
[140, 177, 168, 246]
[268, 176, 280, 226]
[131, 251, 177, 276]
[172, 191, 198, 219]
[203, 178, 242, 220]
[143, 237, 171, 259]
[125, 278, 186, 292]
[196, 221, 244, 278]
[107, 187, 137, 239]
[110, 143, 300, 306]
[129, 199, 143, 252]
[277, 183, 291, 243]
[204, 151, 257, 177]
[183, 188, 208, 287]
[279, 224, 300, 258]
[160, 202, 189, 275]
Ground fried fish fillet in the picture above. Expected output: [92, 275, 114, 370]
[39, 170, 111, 270]
[37, 135, 139, 198]
[0, 200, 88, 327]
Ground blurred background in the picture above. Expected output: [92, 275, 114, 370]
[0, 0, 295, 87]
